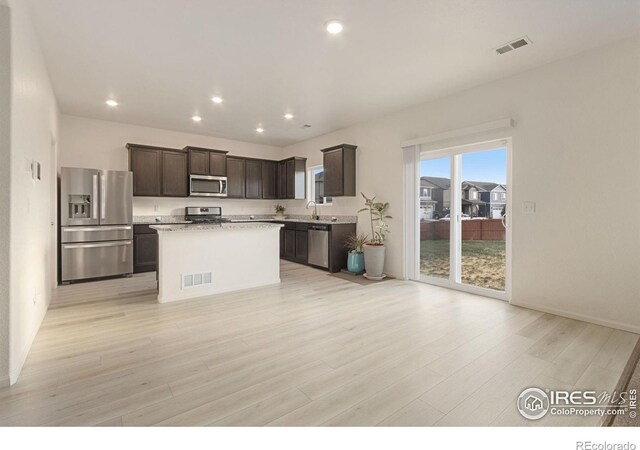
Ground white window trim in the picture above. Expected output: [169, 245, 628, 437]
[308, 165, 333, 206]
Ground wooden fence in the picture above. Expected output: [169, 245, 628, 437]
[420, 219, 505, 241]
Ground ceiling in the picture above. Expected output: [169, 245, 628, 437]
[26, 0, 640, 147]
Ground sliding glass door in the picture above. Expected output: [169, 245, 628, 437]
[418, 140, 510, 300]
[419, 156, 451, 280]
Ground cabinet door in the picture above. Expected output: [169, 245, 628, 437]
[295, 231, 308, 262]
[245, 159, 262, 199]
[134, 233, 158, 273]
[283, 229, 296, 259]
[130, 148, 162, 196]
[162, 151, 189, 197]
[209, 152, 227, 176]
[323, 148, 344, 197]
[285, 159, 295, 199]
[226, 157, 246, 198]
[262, 160, 277, 199]
[189, 150, 209, 175]
[278, 161, 287, 199]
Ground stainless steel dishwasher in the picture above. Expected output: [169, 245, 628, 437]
[307, 224, 329, 268]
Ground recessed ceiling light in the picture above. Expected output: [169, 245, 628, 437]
[256, 127, 264, 133]
[326, 20, 343, 34]
[284, 113, 294, 120]
[211, 96, 223, 104]
[192, 115, 202, 122]
[105, 99, 118, 107]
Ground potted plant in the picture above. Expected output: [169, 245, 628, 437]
[274, 204, 286, 218]
[358, 193, 391, 280]
[344, 233, 368, 274]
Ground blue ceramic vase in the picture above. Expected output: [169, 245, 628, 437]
[347, 251, 365, 273]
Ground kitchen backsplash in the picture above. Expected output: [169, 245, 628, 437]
[133, 195, 361, 218]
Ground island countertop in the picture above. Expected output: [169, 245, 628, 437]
[150, 222, 284, 232]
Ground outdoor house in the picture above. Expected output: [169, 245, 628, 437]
[420, 177, 506, 220]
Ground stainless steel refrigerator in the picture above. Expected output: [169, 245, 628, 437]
[60, 167, 133, 283]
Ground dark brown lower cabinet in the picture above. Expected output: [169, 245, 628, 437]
[278, 221, 356, 272]
[283, 229, 296, 259]
[295, 231, 308, 262]
[133, 225, 158, 273]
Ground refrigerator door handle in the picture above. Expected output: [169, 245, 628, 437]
[100, 172, 106, 220]
[62, 240, 132, 249]
[61, 226, 132, 232]
[92, 174, 99, 219]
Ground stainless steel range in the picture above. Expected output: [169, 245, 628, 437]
[184, 206, 230, 224]
[60, 167, 133, 283]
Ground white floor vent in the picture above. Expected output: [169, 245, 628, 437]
[182, 272, 213, 289]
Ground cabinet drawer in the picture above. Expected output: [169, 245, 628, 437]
[295, 223, 309, 231]
[283, 222, 296, 230]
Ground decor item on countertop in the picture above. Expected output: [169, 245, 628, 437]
[358, 192, 392, 280]
[344, 232, 368, 274]
[274, 204, 286, 219]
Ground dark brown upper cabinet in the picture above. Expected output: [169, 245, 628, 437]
[226, 157, 246, 198]
[185, 146, 228, 177]
[245, 159, 262, 199]
[261, 160, 278, 199]
[129, 142, 307, 200]
[279, 157, 307, 200]
[321, 144, 357, 197]
[128, 145, 162, 196]
[127, 143, 188, 197]
[161, 150, 189, 197]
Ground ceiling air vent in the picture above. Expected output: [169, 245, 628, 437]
[495, 36, 532, 55]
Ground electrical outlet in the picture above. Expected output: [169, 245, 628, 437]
[154, 205, 160, 212]
[522, 201, 536, 214]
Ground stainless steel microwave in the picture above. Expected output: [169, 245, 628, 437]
[190, 175, 228, 197]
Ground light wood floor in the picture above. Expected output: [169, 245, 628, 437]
[0, 261, 636, 426]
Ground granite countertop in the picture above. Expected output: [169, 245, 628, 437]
[134, 215, 191, 225]
[228, 214, 357, 225]
[135, 214, 357, 225]
[150, 222, 284, 232]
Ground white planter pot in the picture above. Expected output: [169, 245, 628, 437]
[363, 244, 385, 278]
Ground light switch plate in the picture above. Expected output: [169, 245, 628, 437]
[522, 201, 536, 214]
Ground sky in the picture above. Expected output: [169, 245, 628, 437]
[420, 147, 507, 185]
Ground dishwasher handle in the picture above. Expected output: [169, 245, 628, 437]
[308, 224, 329, 231]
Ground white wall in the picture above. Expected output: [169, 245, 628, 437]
[59, 115, 308, 216]
[0, 4, 11, 387]
[7, 0, 59, 384]
[281, 36, 640, 333]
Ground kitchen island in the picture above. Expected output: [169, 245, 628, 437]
[150, 222, 283, 303]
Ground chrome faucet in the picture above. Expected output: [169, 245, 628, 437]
[306, 200, 319, 220]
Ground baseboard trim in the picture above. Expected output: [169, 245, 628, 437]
[511, 300, 640, 334]
[158, 278, 281, 304]
[0, 374, 9, 388]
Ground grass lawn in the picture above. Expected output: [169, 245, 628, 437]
[420, 240, 506, 291]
